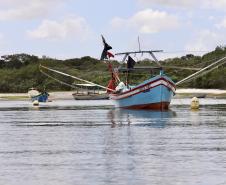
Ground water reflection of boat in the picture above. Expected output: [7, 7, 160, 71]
[108, 109, 176, 127]
[72, 84, 109, 100]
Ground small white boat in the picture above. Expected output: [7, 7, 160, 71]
[72, 84, 109, 100]
[28, 88, 49, 102]
[28, 88, 39, 97]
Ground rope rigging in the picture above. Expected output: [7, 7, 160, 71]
[39, 65, 116, 92]
[40, 67, 78, 89]
[176, 56, 226, 86]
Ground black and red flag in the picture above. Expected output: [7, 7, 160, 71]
[127, 56, 136, 69]
[100, 35, 114, 60]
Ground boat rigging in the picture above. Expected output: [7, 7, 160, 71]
[40, 64, 116, 92]
[176, 56, 226, 86]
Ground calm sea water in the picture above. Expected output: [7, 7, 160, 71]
[0, 99, 226, 185]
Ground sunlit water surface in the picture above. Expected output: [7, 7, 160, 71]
[0, 99, 226, 185]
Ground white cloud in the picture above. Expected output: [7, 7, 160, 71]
[216, 17, 226, 29]
[111, 9, 179, 34]
[27, 16, 91, 41]
[205, 0, 226, 9]
[138, 0, 226, 10]
[138, 0, 195, 8]
[185, 30, 225, 52]
[0, 0, 68, 21]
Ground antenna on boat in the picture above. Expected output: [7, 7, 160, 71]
[138, 36, 141, 52]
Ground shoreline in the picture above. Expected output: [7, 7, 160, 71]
[0, 91, 74, 101]
[174, 88, 226, 99]
[0, 89, 226, 100]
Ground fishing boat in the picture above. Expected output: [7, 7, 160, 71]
[72, 84, 109, 100]
[106, 51, 176, 110]
[31, 92, 49, 102]
[99, 35, 176, 110]
[28, 88, 49, 102]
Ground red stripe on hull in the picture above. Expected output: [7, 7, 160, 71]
[120, 102, 170, 110]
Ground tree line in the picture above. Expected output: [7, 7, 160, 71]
[0, 46, 226, 93]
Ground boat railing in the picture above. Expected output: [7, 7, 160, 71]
[117, 66, 162, 72]
[115, 50, 163, 67]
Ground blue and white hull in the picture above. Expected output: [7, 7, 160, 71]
[109, 75, 176, 110]
[31, 92, 49, 102]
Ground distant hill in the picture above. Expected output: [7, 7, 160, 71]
[0, 46, 226, 93]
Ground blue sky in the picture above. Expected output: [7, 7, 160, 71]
[0, 0, 226, 60]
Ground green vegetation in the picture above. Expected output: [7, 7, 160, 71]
[161, 46, 226, 89]
[0, 46, 226, 93]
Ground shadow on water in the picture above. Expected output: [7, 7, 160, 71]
[0, 105, 113, 111]
[107, 109, 177, 128]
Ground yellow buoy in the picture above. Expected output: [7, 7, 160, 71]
[33, 100, 39, 106]
[191, 97, 199, 109]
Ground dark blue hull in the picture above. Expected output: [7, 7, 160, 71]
[31, 92, 49, 102]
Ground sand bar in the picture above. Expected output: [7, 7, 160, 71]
[0, 89, 226, 100]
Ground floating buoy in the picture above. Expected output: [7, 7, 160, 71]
[33, 100, 39, 106]
[191, 97, 199, 109]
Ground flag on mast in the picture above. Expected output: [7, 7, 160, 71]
[100, 35, 114, 60]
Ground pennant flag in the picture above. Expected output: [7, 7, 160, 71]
[127, 56, 136, 69]
[100, 35, 113, 60]
[107, 51, 114, 58]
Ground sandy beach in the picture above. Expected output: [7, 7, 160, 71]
[0, 89, 226, 100]
[0, 91, 74, 100]
[176, 88, 226, 94]
[174, 88, 226, 98]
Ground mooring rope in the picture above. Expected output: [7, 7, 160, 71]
[40, 68, 78, 89]
[39, 65, 115, 92]
[176, 56, 226, 86]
